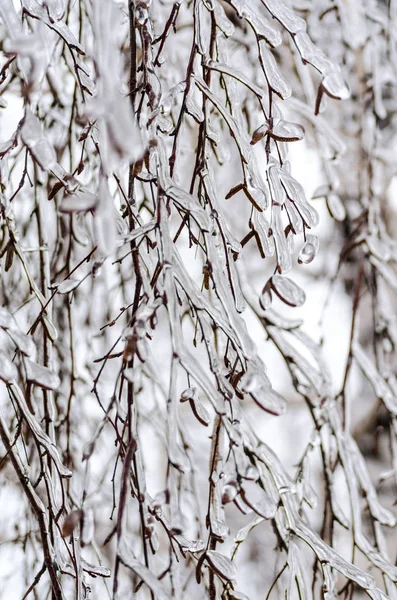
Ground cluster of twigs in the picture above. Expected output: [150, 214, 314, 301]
[0, 0, 397, 598]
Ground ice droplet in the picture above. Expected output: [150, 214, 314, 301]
[298, 234, 319, 264]
[268, 161, 286, 205]
[222, 481, 239, 504]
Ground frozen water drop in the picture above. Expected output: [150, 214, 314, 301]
[298, 234, 319, 264]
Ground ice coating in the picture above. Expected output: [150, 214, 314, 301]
[21, 109, 56, 171]
[25, 359, 61, 391]
[259, 41, 292, 100]
[1, 0, 391, 597]
[271, 274, 306, 307]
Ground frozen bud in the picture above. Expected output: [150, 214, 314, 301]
[250, 123, 268, 145]
[145, 514, 156, 538]
[222, 481, 239, 504]
[152, 490, 169, 511]
[135, 319, 147, 338]
[91, 260, 103, 279]
[82, 441, 95, 461]
[122, 326, 134, 340]
[62, 510, 83, 537]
